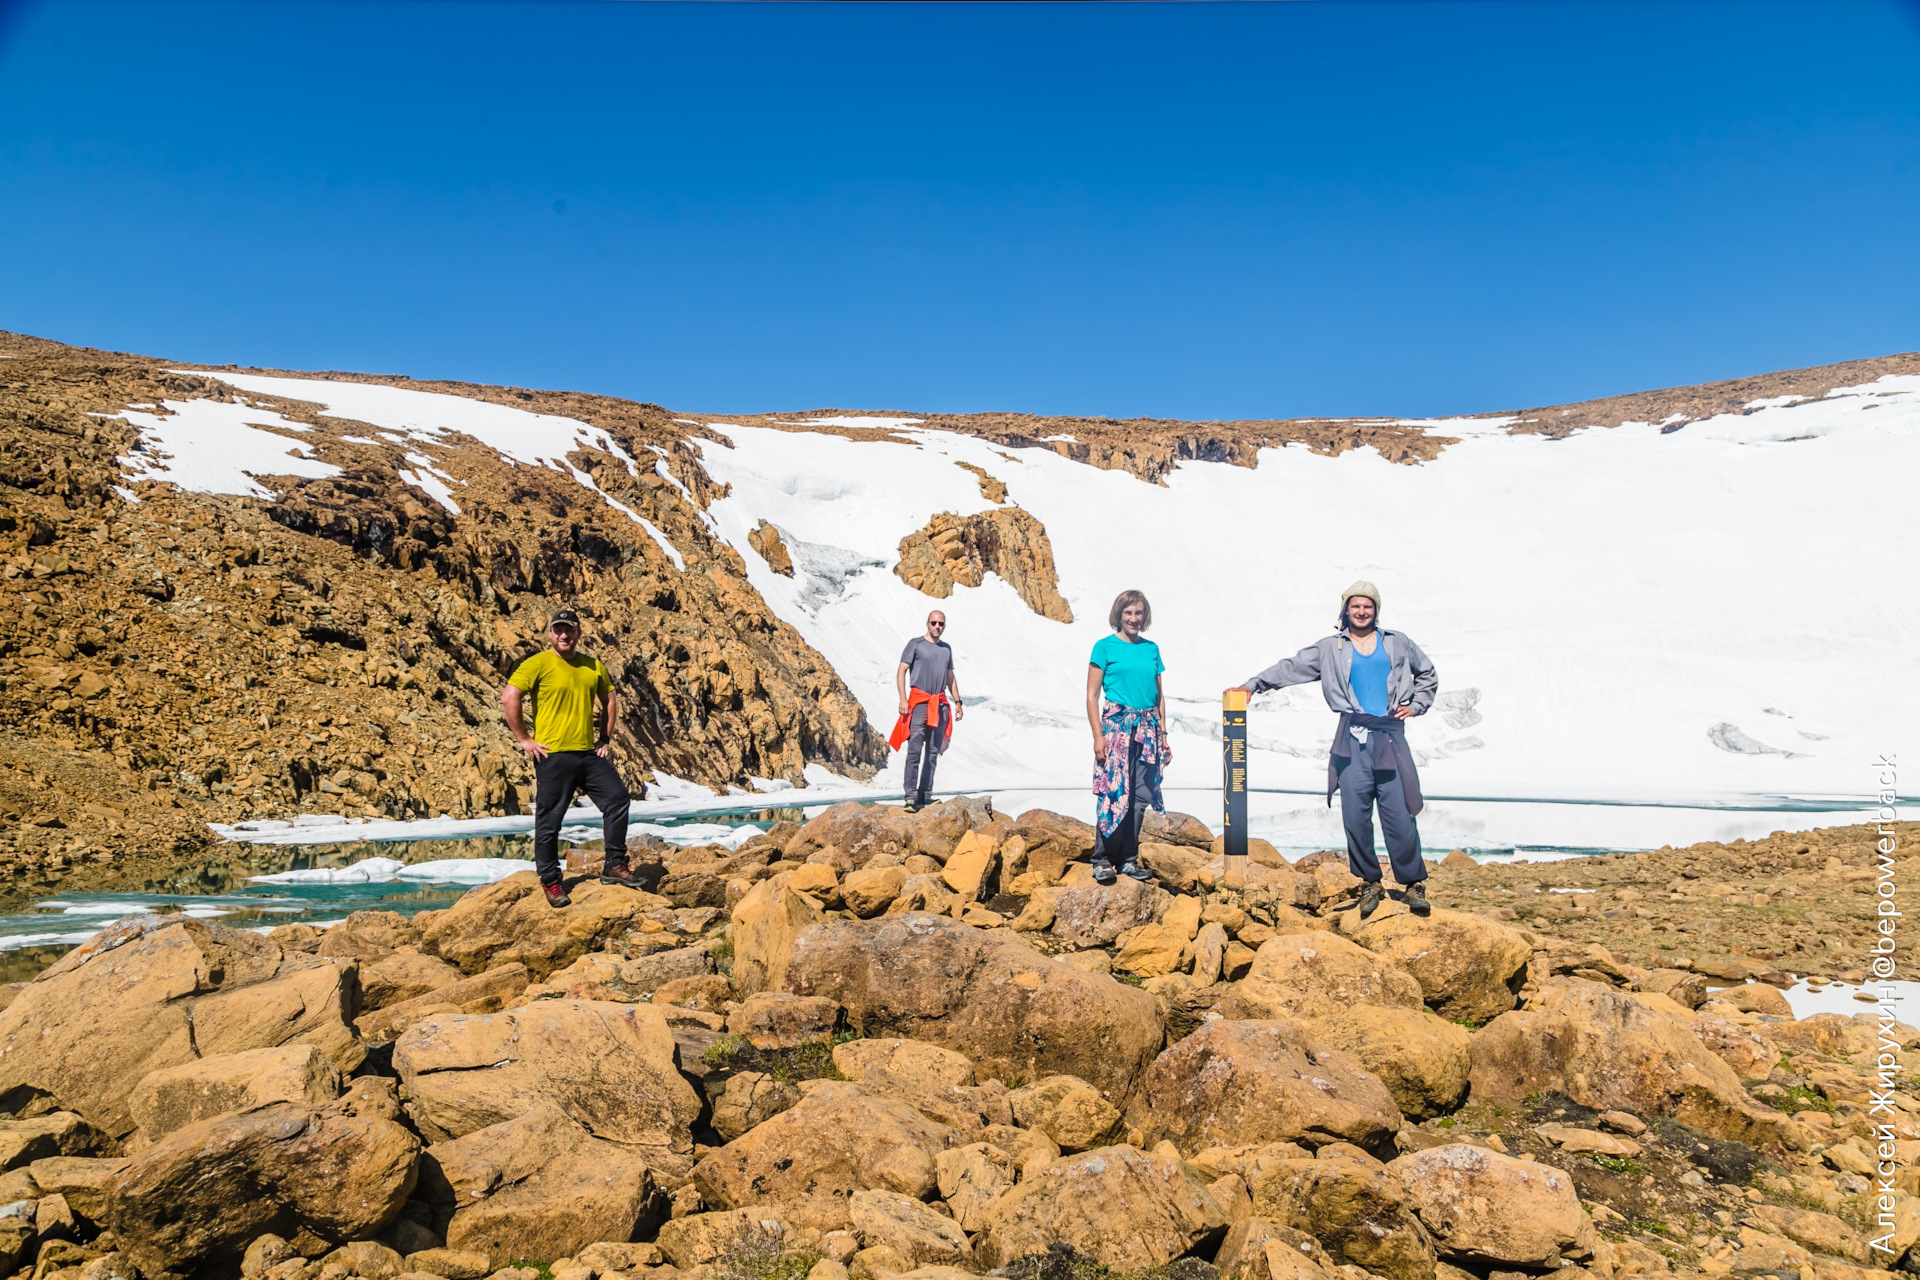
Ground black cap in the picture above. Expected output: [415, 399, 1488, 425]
[550, 608, 582, 630]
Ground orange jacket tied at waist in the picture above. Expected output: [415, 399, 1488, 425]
[889, 688, 954, 752]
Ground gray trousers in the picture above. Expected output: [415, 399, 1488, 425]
[902, 702, 945, 798]
[1336, 747, 1427, 885]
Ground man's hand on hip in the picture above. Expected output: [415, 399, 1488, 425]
[595, 742, 612, 759]
[517, 737, 550, 761]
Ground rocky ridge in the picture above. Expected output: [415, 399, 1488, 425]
[0, 797, 1909, 1280]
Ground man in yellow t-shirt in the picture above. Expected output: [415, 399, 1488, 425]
[501, 608, 641, 908]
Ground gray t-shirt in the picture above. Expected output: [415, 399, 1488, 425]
[900, 636, 955, 695]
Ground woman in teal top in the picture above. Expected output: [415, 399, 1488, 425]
[1084, 589, 1171, 884]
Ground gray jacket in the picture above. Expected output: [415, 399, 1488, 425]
[1246, 629, 1438, 716]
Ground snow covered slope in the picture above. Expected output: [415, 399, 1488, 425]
[112, 366, 1919, 852]
[691, 378, 1920, 845]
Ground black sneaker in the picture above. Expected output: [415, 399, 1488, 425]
[1091, 861, 1118, 886]
[1119, 861, 1152, 882]
[543, 882, 571, 909]
[1356, 882, 1385, 919]
[1406, 881, 1431, 917]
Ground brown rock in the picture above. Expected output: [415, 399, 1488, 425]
[1712, 983, 1794, 1017]
[1747, 1205, 1868, 1262]
[934, 1142, 1016, 1232]
[1387, 1144, 1592, 1266]
[1134, 1020, 1402, 1157]
[1303, 1006, 1471, 1121]
[324, 1241, 406, 1280]
[655, 974, 735, 1010]
[893, 508, 1073, 623]
[356, 962, 530, 1043]
[844, 866, 909, 918]
[784, 803, 922, 867]
[731, 876, 826, 997]
[726, 992, 844, 1049]
[1008, 1076, 1122, 1153]
[784, 913, 1162, 1107]
[749, 521, 795, 576]
[939, 832, 997, 901]
[128, 1044, 342, 1140]
[1351, 910, 1532, 1025]
[975, 1144, 1228, 1271]
[692, 1082, 958, 1230]
[26, 1156, 125, 1220]
[711, 1071, 803, 1142]
[1531, 1124, 1641, 1158]
[0, 1112, 104, 1169]
[1142, 812, 1215, 849]
[831, 1039, 1011, 1137]
[1216, 1217, 1343, 1280]
[404, 1247, 494, 1280]
[393, 999, 701, 1155]
[656, 1206, 795, 1268]
[1049, 877, 1171, 949]
[849, 1189, 971, 1266]
[417, 1103, 657, 1267]
[361, 950, 465, 1011]
[1240, 1154, 1435, 1280]
[1467, 977, 1799, 1149]
[1218, 931, 1423, 1022]
[316, 910, 419, 963]
[1689, 1011, 1781, 1081]
[1010, 810, 1096, 883]
[415, 874, 667, 980]
[104, 1100, 420, 1276]
[0, 918, 362, 1140]
[1631, 969, 1708, 1010]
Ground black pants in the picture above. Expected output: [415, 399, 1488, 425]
[902, 703, 945, 800]
[531, 750, 630, 886]
[1336, 748, 1426, 885]
[1093, 737, 1153, 867]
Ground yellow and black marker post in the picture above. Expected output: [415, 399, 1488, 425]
[1223, 689, 1249, 888]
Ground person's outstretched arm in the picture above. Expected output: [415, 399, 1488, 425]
[1225, 642, 1323, 696]
[1086, 664, 1108, 764]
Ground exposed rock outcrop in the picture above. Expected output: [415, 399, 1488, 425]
[893, 507, 1073, 622]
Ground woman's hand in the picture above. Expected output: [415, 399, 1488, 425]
[1093, 735, 1108, 766]
[1391, 704, 1415, 721]
[1163, 740, 1174, 765]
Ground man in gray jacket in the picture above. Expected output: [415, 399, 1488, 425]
[1226, 581, 1438, 919]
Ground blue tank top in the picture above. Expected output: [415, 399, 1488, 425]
[1348, 638, 1390, 717]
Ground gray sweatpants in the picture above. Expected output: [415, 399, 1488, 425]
[902, 702, 946, 798]
[1336, 747, 1427, 885]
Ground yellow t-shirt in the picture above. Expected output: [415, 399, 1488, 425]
[507, 651, 612, 752]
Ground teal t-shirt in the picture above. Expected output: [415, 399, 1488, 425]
[1090, 634, 1165, 710]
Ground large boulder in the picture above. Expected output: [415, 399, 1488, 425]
[1049, 878, 1171, 949]
[1241, 1154, 1435, 1280]
[1219, 931, 1423, 1023]
[1008, 1075, 1122, 1153]
[1386, 1144, 1594, 1266]
[657, 1207, 795, 1268]
[849, 1188, 973, 1266]
[1011, 810, 1097, 882]
[784, 801, 922, 866]
[1216, 1217, 1344, 1280]
[730, 876, 826, 997]
[935, 1142, 1017, 1232]
[392, 1000, 701, 1158]
[413, 874, 668, 980]
[911, 795, 1009, 865]
[1352, 910, 1532, 1025]
[691, 1081, 958, 1230]
[0, 918, 362, 1140]
[0, 1112, 105, 1168]
[1304, 1007, 1471, 1121]
[355, 962, 529, 1044]
[975, 1144, 1228, 1271]
[128, 1044, 342, 1141]
[316, 910, 419, 963]
[417, 1103, 657, 1267]
[783, 913, 1163, 1107]
[1468, 978, 1801, 1148]
[831, 1038, 1012, 1137]
[103, 1099, 419, 1277]
[360, 950, 465, 1011]
[1134, 1020, 1402, 1157]
[538, 947, 715, 1001]
[1689, 1011, 1782, 1081]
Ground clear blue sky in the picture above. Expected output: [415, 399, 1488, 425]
[3, 1, 1918, 420]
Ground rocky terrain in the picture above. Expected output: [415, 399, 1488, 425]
[0, 332, 886, 889]
[0, 797, 1909, 1280]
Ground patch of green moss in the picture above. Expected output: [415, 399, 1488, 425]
[1590, 1153, 1645, 1177]
[719, 1225, 821, 1280]
[1769, 1084, 1834, 1116]
[704, 1030, 859, 1085]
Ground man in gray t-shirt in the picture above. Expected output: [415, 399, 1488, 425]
[894, 610, 964, 813]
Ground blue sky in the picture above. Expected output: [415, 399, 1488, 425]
[2, 1, 1917, 420]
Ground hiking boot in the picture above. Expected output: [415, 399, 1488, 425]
[543, 882, 571, 909]
[599, 861, 647, 889]
[1356, 881, 1385, 919]
[1091, 860, 1118, 886]
[902, 796, 921, 814]
[1119, 861, 1153, 883]
[1406, 881, 1431, 917]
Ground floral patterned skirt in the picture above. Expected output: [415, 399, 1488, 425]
[1094, 704, 1166, 838]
